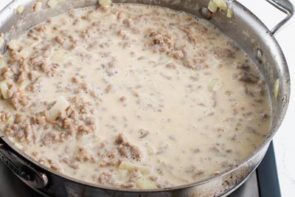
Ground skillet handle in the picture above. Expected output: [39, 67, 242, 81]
[0, 0, 15, 13]
[0, 137, 48, 189]
[266, 0, 294, 34]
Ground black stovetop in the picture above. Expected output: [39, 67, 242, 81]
[0, 143, 280, 197]
[231, 143, 281, 197]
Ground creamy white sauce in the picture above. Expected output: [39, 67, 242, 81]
[0, 4, 271, 189]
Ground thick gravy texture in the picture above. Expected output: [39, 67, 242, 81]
[0, 3, 271, 189]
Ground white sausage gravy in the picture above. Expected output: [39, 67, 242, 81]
[0, 3, 271, 189]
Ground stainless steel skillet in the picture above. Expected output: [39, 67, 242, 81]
[0, 0, 293, 196]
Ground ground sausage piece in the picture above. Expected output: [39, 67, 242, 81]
[238, 71, 259, 84]
[115, 133, 141, 160]
[97, 172, 112, 185]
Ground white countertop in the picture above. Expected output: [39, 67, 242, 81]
[271, 11, 295, 197]
[1, 0, 295, 196]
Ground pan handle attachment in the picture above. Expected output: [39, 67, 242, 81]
[266, 0, 294, 35]
[0, 137, 48, 189]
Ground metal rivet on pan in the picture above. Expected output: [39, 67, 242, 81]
[282, 95, 288, 105]
[200, 7, 213, 20]
[256, 49, 263, 64]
